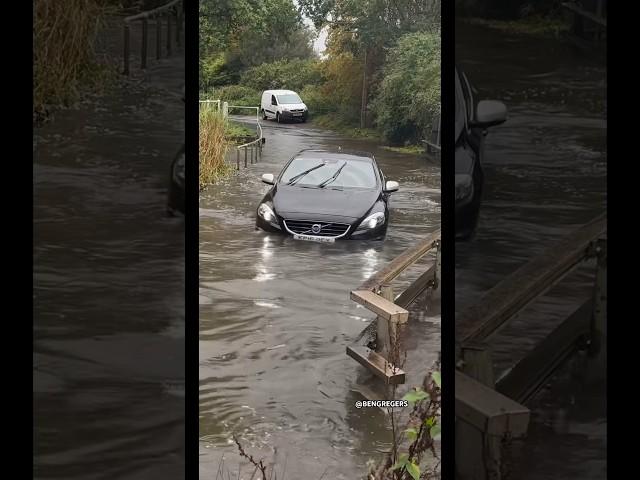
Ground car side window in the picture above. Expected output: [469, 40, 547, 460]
[271, 95, 277, 106]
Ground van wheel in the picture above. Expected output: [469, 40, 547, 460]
[276, 112, 281, 123]
[262, 109, 267, 120]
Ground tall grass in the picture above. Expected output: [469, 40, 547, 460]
[200, 106, 231, 188]
[34, 0, 110, 119]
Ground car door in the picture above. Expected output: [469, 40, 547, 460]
[268, 94, 278, 119]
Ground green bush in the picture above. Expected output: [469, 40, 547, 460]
[372, 32, 441, 145]
[204, 85, 261, 107]
[200, 54, 240, 90]
[299, 85, 334, 116]
[240, 59, 323, 92]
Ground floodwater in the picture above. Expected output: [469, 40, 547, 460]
[455, 21, 606, 479]
[33, 40, 185, 479]
[199, 121, 440, 478]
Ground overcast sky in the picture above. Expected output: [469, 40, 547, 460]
[297, 1, 328, 56]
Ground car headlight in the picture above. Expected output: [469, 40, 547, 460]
[455, 174, 474, 203]
[172, 153, 185, 184]
[357, 211, 385, 231]
[257, 203, 276, 223]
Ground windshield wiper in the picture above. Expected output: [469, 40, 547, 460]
[286, 163, 326, 185]
[317, 162, 347, 188]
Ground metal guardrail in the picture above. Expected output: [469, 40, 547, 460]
[227, 106, 264, 170]
[347, 231, 441, 386]
[123, 0, 183, 75]
[199, 101, 266, 170]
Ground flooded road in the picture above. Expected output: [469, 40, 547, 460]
[456, 21, 606, 479]
[34, 50, 185, 478]
[199, 120, 440, 478]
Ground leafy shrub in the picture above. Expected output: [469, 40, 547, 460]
[299, 85, 334, 116]
[200, 54, 240, 90]
[372, 32, 441, 144]
[206, 85, 261, 107]
[240, 59, 323, 92]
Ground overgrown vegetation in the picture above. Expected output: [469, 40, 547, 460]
[456, 0, 572, 36]
[200, 0, 441, 147]
[34, 0, 112, 122]
[225, 365, 442, 480]
[199, 105, 257, 187]
[370, 368, 441, 480]
[199, 106, 231, 188]
[372, 32, 440, 145]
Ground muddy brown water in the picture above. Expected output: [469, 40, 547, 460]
[199, 120, 440, 478]
[456, 21, 606, 479]
[34, 41, 185, 479]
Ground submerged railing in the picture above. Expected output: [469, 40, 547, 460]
[455, 213, 607, 479]
[347, 230, 441, 386]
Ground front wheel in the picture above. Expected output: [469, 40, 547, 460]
[262, 109, 267, 120]
[276, 112, 281, 123]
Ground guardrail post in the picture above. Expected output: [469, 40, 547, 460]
[141, 19, 148, 69]
[166, 12, 172, 56]
[156, 15, 162, 60]
[236, 149, 240, 171]
[244, 148, 247, 168]
[460, 343, 495, 388]
[176, 4, 183, 46]
[222, 102, 228, 119]
[375, 285, 394, 360]
[589, 237, 607, 357]
[123, 23, 131, 75]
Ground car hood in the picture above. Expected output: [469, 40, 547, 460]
[273, 185, 379, 221]
[281, 103, 307, 110]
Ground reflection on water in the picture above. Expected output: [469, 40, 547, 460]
[199, 122, 439, 478]
[456, 21, 606, 479]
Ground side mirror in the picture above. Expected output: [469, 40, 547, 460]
[384, 180, 399, 193]
[472, 100, 507, 128]
[261, 173, 275, 185]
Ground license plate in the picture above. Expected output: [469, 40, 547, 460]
[293, 113, 303, 116]
[293, 234, 335, 243]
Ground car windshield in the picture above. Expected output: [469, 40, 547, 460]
[277, 94, 302, 104]
[280, 157, 377, 189]
[455, 70, 465, 142]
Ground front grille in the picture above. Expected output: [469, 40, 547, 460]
[289, 109, 304, 113]
[284, 220, 350, 237]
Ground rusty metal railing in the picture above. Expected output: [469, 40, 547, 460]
[123, 0, 183, 75]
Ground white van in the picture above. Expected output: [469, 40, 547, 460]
[260, 90, 308, 123]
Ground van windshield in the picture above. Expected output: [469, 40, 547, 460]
[277, 94, 302, 104]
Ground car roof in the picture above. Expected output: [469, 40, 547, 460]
[293, 148, 375, 163]
[263, 89, 298, 95]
